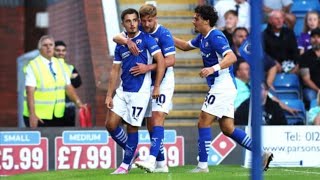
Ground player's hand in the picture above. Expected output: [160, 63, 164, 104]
[127, 39, 139, 56]
[129, 63, 149, 76]
[152, 86, 160, 99]
[105, 96, 113, 109]
[199, 67, 215, 78]
[29, 114, 43, 128]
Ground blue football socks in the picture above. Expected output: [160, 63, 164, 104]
[230, 128, 252, 151]
[198, 127, 212, 162]
[123, 132, 138, 164]
[109, 126, 127, 149]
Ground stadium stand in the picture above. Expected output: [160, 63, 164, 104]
[281, 99, 306, 125]
[292, 0, 320, 36]
[273, 73, 301, 99]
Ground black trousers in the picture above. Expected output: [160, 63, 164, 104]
[23, 116, 65, 127]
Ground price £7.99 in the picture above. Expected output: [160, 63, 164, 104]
[57, 146, 112, 170]
[0, 147, 44, 171]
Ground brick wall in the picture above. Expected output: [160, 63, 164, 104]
[0, 6, 25, 126]
[48, 0, 112, 126]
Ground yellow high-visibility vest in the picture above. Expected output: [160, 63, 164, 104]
[23, 56, 68, 120]
[59, 58, 74, 78]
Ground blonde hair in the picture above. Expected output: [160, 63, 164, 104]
[139, 4, 157, 18]
[302, 11, 320, 33]
[37, 35, 55, 49]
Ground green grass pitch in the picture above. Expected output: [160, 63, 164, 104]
[4, 165, 320, 180]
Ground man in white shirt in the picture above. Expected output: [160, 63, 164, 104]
[263, 0, 296, 29]
[24, 35, 85, 128]
[215, 0, 250, 30]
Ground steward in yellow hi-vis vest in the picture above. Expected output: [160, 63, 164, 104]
[23, 56, 68, 119]
[23, 35, 85, 128]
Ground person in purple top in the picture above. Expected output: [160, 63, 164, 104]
[298, 11, 320, 55]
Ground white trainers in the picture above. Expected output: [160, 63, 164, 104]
[153, 165, 169, 173]
[190, 166, 209, 173]
[135, 160, 156, 173]
[262, 151, 273, 171]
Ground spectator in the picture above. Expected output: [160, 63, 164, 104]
[215, 0, 250, 30]
[299, 28, 320, 106]
[234, 59, 250, 109]
[298, 11, 320, 55]
[232, 27, 277, 90]
[235, 82, 288, 125]
[263, 0, 296, 29]
[54, 41, 82, 126]
[23, 35, 85, 128]
[234, 59, 299, 115]
[222, 10, 239, 47]
[263, 10, 299, 74]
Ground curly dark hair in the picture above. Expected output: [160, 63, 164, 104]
[194, 5, 218, 27]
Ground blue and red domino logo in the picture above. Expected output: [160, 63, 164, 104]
[208, 132, 236, 165]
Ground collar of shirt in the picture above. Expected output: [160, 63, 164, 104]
[39, 55, 57, 74]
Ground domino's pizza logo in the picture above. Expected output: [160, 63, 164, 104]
[208, 132, 236, 165]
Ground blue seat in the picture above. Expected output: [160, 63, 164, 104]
[292, 0, 320, 14]
[273, 73, 301, 99]
[281, 99, 306, 125]
[310, 99, 318, 109]
[294, 17, 304, 37]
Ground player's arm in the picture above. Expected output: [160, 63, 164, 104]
[173, 36, 195, 51]
[152, 52, 166, 99]
[113, 33, 139, 56]
[130, 53, 174, 76]
[200, 51, 237, 78]
[105, 64, 121, 109]
[300, 68, 320, 92]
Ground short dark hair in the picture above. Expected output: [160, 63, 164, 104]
[194, 5, 218, 27]
[233, 58, 247, 75]
[311, 28, 320, 37]
[121, 8, 139, 22]
[55, 40, 66, 47]
[224, 10, 238, 18]
[232, 27, 249, 37]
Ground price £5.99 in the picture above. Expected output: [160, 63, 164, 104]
[0, 147, 45, 171]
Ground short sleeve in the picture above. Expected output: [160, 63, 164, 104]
[158, 31, 175, 57]
[25, 64, 36, 87]
[210, 34, 232, 56]
[188, 34, 201, 48]
[145, 35, 161, 56]
[113, 45, 122, 64]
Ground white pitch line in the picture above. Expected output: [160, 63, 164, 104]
[281, 168, 320, 175]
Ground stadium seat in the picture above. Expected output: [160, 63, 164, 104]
[281, 99, 306, 125]
[310, 99, 318, 109]
[273, 73, 301, 99]
[294, 17, 304, 37]
[291, 0, 320, 14]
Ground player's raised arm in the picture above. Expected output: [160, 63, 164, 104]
[173, 36, 195, 51]
[113, 33, 139, 56]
